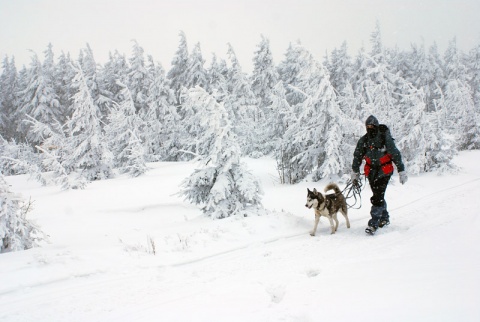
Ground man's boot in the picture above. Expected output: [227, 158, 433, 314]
[365, 205, 383, 235]
[379, 201, 390, 228]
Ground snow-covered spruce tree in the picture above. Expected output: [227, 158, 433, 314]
[281, 45, 350, 182]
[0, 56, 19, 140]
[468, 44, 480, 111]
[424, 42, 447, 112]
[0, 136, 45, 186]
[354, 22, 403, 134]
[392, 42, 441, 114]
[350, 46, 370, 119]
[167, 31, 189, 105]
[443, 78, 478, 150]
[77, 43, 113, 125]
[185, 42, 208, 91]
[127, 40, 150, 113]
[269, 82, 297, 184]
[63, 63, 113, 181]
[140, 57, 178, 162]
[277, 41, 306, 107]
[337, 81, 363, 121]
[395, 84, 430, 175]
[180, 87, 262, 219]
[54, 51, 76, 124]
[422, 86, 458, 173]
[206, 54, 228, 103]
[328, 41, 353, 94]
[251, 35, 279, 111]
[467, 43, 480, 149]
[99, 50, 128, 104]
[25, 115, 86, 189]
[0, 174, 45, 253]
[16, 51, 60, 145]
[250, 35, 279, 155]
[224, 43, 258, 156]
[442, 38, 480, 150]
[105, 82, 146, 177]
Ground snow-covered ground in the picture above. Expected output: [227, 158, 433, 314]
[1, 151, 480, 322]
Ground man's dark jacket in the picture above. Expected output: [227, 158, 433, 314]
[352, 125, 405, 180]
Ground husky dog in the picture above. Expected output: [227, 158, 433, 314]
[305, 183, 350, 236]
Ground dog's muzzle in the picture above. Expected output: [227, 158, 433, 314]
[305, 204, 312, 209]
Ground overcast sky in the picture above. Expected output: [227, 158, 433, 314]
[1, 0, 479, 73]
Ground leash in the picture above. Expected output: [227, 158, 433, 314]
[341, 175, 365, 209]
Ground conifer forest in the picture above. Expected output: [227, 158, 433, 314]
[1, 25, 479, 189]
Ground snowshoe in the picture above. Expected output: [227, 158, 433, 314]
[365, 226, 377, 235]
[379, 220, 390, 228]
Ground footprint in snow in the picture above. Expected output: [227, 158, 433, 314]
[306, 269, 321, 278]
[266, 285, 286, 304]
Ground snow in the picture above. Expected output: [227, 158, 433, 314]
[1, 151, 480, 322]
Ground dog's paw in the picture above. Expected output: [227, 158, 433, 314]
[309, 232, 315, 236]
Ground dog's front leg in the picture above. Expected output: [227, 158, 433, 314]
[310, 214, 320, 236]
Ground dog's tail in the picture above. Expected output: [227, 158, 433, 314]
[324, 182, 341, 194]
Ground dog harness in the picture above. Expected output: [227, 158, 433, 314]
[316, 196, 331, 212]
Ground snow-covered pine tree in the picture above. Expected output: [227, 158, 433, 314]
[105, 82, 146, 177]
[250, 35, 279, 155]
[54, 51, 76, 124]
[269, 81, 297, 184]
[0, 136, 44, 185]
[63, 63, 113, 181]
[443, 38, 479, 150]
[206, 54, 228, 103]
[25, 115, 86, 189]
[16, 51, 60, 145]
[180, 87, 262, 219]
[360, 23, 403, 133]
[328, 41, 353, 94]
[426, 42, 447, 112]
[224, 43, 258, 156]
[337, 81, 362, 121]
[141, 57, 178, 161]
[424, 85, 458, 173]
[128, 40, 150, 113]
[167, 31, 189, 105]
[77, 43, 113, 125]
[251, 35, 279, 111]
[0, 56, 19, 140]
[443, 78, 478, 150]
[395, 83, 430, 174]
[468, 43, 480, 111]
[281, 45, 350, 181]
[277, 41, 306, 107]
[0, 173, 45, 253]
[350, 46, 370, 119]
[99, 50, 128, 104]
[185, 42, 208, 91]
[467, 43, 480, 149]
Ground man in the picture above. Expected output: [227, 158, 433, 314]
[351, 115, 408, 235]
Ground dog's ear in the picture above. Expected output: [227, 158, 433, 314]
[313, 188, 318, 194]
[307, 188, 311, 193]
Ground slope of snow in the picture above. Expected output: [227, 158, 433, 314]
[1, 151, 479, 322]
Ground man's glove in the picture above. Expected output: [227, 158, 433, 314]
[351, 172, 360, 187]
[399, 171, 408, 185]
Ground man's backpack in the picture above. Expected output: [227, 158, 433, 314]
[378, 124, 393, 147]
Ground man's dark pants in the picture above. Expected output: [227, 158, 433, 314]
[367, 175, 390, 228]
